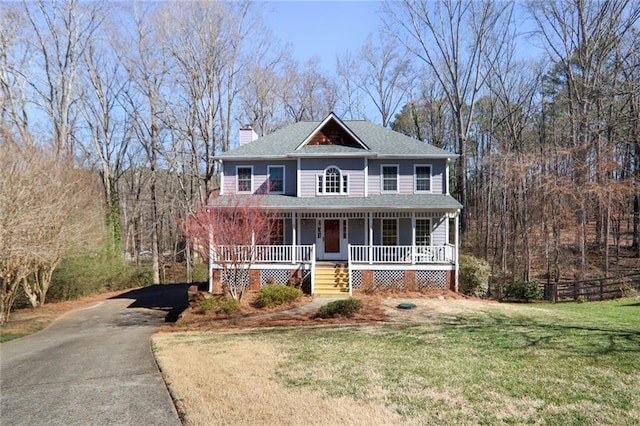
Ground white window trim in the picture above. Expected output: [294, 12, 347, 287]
[415, 218, 432, 246]
[414, 164, 432, 193]
[236, 165, 253, 193]
[381, 218, 398, 246]
[380, 164, 399, 193]
[267, 165, 285, 194]
[316, 165, 349, 195]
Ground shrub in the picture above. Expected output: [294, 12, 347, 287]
[198, 297, 240, 315]
[256, 284, 303, 307]
[315, 298, 363, 318]
[49, 251, 152, 302]
[459, 254, 491, 297]
[503, 280, 542, 302]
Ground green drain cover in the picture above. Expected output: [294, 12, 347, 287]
[397, 303, 417, 310]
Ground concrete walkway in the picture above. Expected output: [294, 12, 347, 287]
[0, 285, 189, 426]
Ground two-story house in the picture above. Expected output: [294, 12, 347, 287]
[207, 113, 462, 297]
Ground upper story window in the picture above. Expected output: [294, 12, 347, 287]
[236, 166, 253, 193]
[268, 165, 285, 194]
[414, 165, 432, 192]
[381, 165, 398, 192]
[317, 166, 348, 194]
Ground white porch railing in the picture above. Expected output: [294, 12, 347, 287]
[349, 244, 455, 264]
[212, 245, 315, 264]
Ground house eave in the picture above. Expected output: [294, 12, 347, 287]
[287, 152, 378, 159]
[215, 155, 288, 161]
[376, 153, 459, 159]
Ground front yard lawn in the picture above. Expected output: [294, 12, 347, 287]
[153, 298, 640, 425]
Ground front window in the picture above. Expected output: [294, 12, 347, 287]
[415, 165, 431, 192]
[237, 166, 252, 193]
[317, 166, 348, 194]
[415, 219, 431, 246]
[268, 166, 284, 193]
[382, 165, 398, 192]
[382, 219, 398, 245]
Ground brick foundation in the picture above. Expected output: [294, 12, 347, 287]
[448, 270, 456, 292]
[249, 269, 261, 290]
[362, 270, 373, 292]
[211, 269, 223, 293]
[404, 270, 417, 292]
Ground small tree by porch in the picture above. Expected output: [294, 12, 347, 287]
[179, 194, 280, 300]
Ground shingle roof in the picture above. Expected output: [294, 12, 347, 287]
[218, 117, 455, 159]
[207, 193, 462, 211]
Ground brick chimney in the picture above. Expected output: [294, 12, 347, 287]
[239, 125, 258, 146]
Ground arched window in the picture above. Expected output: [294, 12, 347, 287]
[317, 166, 348, 194]
[325, 167, 340, 193]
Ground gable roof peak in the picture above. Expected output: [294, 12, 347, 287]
[295, 112, 370, 151]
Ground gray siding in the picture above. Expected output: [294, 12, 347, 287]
[368, 159, 447, 195]
[299, 219, 316, 245]
[347, 219, 366, 245]
[431, 217, 448, 246]
[399, 218, 412, 245]
[299, 158, 366, 197]
[222, 160, 296, 195]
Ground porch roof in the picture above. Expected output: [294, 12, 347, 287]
[207, 193, 462, 212]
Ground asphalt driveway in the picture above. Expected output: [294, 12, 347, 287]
[0, 284, 190, 426]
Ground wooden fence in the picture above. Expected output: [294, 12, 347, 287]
[543, 273, 640, 303]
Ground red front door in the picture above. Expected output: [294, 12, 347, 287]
[324, 220, 340, 253]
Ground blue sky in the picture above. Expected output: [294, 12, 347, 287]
[262, 1, 384, 71]
[261, 1, 544, 68]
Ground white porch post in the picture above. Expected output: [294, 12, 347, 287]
[455, 211, 460, 292]
[292, 213, 297, 264]
[411, 213, 416, 265]
[368, 212, 373, 264]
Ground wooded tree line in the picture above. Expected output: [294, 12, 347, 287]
[1, 0, 639, 320]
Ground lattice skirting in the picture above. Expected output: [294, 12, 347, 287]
[259, 269, 311, 288]
[350, 269, 449, 291]
[220, 270, 250, 288]
[416, 270, 448, 291]
[351, 270, 363, 289]
[373, 270, 405, 289]
[260, 269, 293, 286]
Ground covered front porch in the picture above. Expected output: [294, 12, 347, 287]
[209, 209, 460, 295]
[271, 210, 459, 262]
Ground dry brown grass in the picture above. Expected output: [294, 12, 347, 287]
[152, 294, 507, 426]
[152, 332, 409, 425]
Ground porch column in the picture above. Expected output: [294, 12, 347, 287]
[454, 212, 459, 292]
[368, 212, 373, 265]
[411, 213, 416, 265]
[292, 213, 297, 264]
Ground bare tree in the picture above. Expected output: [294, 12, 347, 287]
[336, 51, 366, 120]
[0, 132, 102, 321]
[355, 35, 414, 127]
[282, 57, 338, 122]
[23, 0, 105, 158]
[529, 0, 640, 278]
[179, 194, 280, 300]
[122, 4, 171, 284]
[386, 0, 512, 233]
[78, 19, 132, 253]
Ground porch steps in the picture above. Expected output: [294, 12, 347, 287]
[314, 263, 350, 298]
